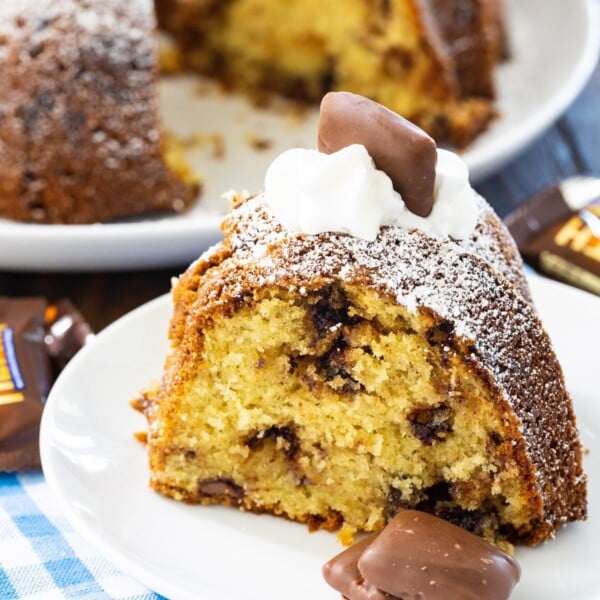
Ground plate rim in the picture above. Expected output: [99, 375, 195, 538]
[40, 275, 600, 600]
[38, 294, 200, 600]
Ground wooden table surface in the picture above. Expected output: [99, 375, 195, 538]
[1, 63, 599, 333]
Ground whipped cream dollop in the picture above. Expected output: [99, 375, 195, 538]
[264, 144, 477, 241]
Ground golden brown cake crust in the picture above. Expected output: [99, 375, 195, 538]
[0, 0, 197, 224]
[466, 196, 531, 303]
[154, 194, 585, 545]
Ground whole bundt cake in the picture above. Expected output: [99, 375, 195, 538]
[133, 95, 586, 550]
[0, 0, 198, 224]
[0, 0, 507, 224]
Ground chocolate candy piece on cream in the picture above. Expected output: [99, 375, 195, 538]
[358, 510, 520, 600]
[318, 92, 437, 218]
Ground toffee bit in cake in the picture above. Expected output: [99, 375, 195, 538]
[426, 320, 455, 346]
[232, 292, 252, 312]
[287, 355, 299, 375]
[381, 0, 392, 17]
[385, 486, 420, 520]
[316, 337, 364, 393]
[407, 403, 454, 445]
[244, 425, 299, 460]
[489, 431, 504, 446]
[386, 480, 503, 536]
[422, 481, 453, 505]
[312, 441, 327, 457]
[318, 341, 349, 380]
[307, 510, 344, 532]
[498, 523, 521, 544]
[306, 285, 360, 337]
[198, 478, 244, 501]
[387, 481, 461, 521]
[434, 504, 490, 536]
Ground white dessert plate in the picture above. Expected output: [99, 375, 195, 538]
[40, 275, 600, 600]
[2, 0, 600, 272]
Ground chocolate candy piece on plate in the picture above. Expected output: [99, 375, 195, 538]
[323, 510, 520, 600]
[322, 534, 388, 600]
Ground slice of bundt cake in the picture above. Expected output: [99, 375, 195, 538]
[155, 0, 506, 147]
[0, 0, 199, 224]
[134, 95, 585, 549]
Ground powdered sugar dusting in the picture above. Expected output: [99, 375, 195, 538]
[216, 193, 527, 342]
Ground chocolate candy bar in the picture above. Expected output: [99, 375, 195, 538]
[0, 297, 51, 471]
[504, 179, 600, 296]
[0, 297, 92, 471]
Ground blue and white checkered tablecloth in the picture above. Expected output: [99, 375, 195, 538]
[0, 472, 164, 600]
